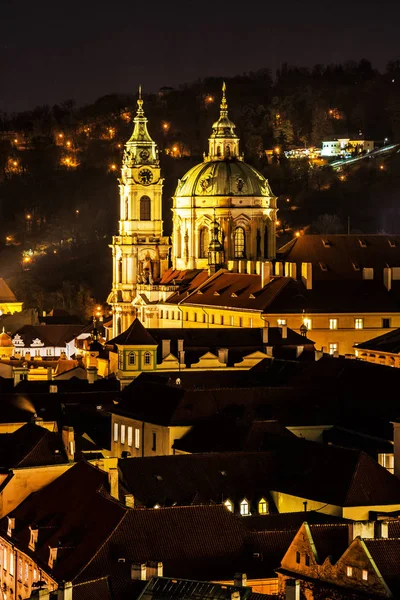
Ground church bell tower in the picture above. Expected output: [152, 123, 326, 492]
[108, 88, 170, 337]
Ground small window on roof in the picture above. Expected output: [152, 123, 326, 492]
[258, 498, 268, 514]
[224, 499, 233, 512]
[358, 239, 367, 248]
[240, 499, 250, 516]
[322, 239, 331, 248]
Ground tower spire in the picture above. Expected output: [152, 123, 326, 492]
[136, 84, 144, 117]
[220, 81, 228, 117]
[206, 80, 240, 161]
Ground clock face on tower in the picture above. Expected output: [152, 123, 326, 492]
[138, 168, 153, 185]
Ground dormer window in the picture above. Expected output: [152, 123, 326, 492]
[48, 547, 58, 569]
[29, 526, 38, 551]
[240, 498, 250, 516]
[358, 239, 367, 248]
[144, 351, 151, 365]
[224, 499, 233, 512]
[7, 517, 15, 537]
[258, 498, 268, 514]
[128, 352, 136, 366]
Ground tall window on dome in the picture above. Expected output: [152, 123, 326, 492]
[116, 317, 122, 336]
[140, 196, 151, 221]
[225, 144, 231, 157]
[234, 227, 246, 258]
[199, 227, 210, 258]
[125, 197, 129, 220]
[217, 146, 221, 157]
[176, 228, 182, 258]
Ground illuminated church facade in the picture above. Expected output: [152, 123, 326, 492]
[108, 84, 278, 336]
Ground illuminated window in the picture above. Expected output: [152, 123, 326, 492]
[120, 425, 126, 445]
[258, 498, 268, 514]
[140, 196, 151, 221]
[144, 351, 151, 365]
[3, 548, 7, 571]
[277, 319, 287, 326]
[118, 351, 123, 370]
[33, 568, 37, 581]
[9, 552, 13, 576]
[199, 227, 210, 258]
[378, 453, 394, 474]
[362, 569, 368, 581]
[128, 352, 136, 366]
[24, 562, 28, 581]
[303, 318, 312, 331]
[224, 499, 233, 512]
[18, 558, 22, 581]
[135, 428, 140, 449]
[329, 318, 338, 330]
[347, 566, 353, 577]
[240, 499, 250, 516]
[127, 426, 133, 447]
[355, 318, 364, 330]
[230, 316, 234, 326]
[113, 423, 118, 442]
[234, 227, 246, 258]
[329, 343, 338, 355]
[249, 318, 253, 328]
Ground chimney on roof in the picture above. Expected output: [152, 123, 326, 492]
[348, 521, 375, 544]
[87, 365, 98, 384]
[218, 348, 229, 365]
[262, 325, 269, 344]
[57, 581, 73, 600]
[260, 261, 271, 288]
[146, 561, 163, 578]
[362, 267, 374, 280]
[62, 426, 75, 462]
[124, 493, 135, 508]
[301, 263, 312, 290]
[281, 325, 288, 339]
[384, 267, 392, 291]
[161, 339, 171, 359]
[49, 384, 58, 394]
[234, 573, 247, 587]
[286, 579, 300, 600]
[131, 563, 147, 580]
[108, 467, 119, 501]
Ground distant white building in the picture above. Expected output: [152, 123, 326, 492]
[321, 136, 374, 157]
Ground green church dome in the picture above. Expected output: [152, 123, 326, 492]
[175, 159, 273, 198]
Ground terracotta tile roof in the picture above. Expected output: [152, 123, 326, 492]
[364, 538, 400, 593]
[356, 328, 400, 353]
[72, 577, 113, 600]
[278, 234, 400, 280]
[0, 461, 127, 582]
[0, 422, 68, 468]
[243, 511, 348, 532]
[0, 278, 18, 302]
[137, 577, 254, 600]
[109, 319, 157, 346]
[308, 523, 349, 563]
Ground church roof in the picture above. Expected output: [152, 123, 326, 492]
[174, 160, 273, 197]
[109, 318, 157, 347]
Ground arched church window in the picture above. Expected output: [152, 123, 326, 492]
[199, 227, 210, 258]
[125, 197, 129, 220]
[176, 228, 182, 258]
[144, 351, 151, 365]
[140, 196, 151, 221]
[234, 227, 246, 258]
[225, 144, 231, 158]
[128, 352, 136, 366]
[217, 146, 222, 157]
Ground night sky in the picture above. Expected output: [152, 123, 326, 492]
[2, 0, 400, 113]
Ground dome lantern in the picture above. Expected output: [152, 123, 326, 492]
[206, 82, 242, 161]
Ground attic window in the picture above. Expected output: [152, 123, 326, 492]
[362, 569, 368, 581]
[7, 517, 15, 538]
[224, 499, 233, 512]
[358, 239, 367, 248]
[231, 293, 238, 298]
[258, 498, 268, 514]
[214, 291, 220, 296]
[249, 294, 255, 299]
[322, 239, 331, 248]
[154, 504, 160, 509]
[240, 499, 250, 516]
[389, 240, 396, 248]
[319, 262, 328, 271]
[352, 263, 361, 271]
[346, 566, 353, 577]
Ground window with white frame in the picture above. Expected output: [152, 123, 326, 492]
[277, 319, 287, 326]
[346, 566, 353, 577]
[113, 423, 118, 442]
[128, 352, 136, 366]
[240, 499, 250, 516]
[127, 426, 133, 447]
[120, 424, 126, 444]
[329, 343, 338, 355]
[144, 351, 151, 365]
[329, 318, 338, 330]
[46, 348, 52, 356]
[135, 428, 140, 449]
[362, 569, 368, 581]
[355, 318, 364, 330]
